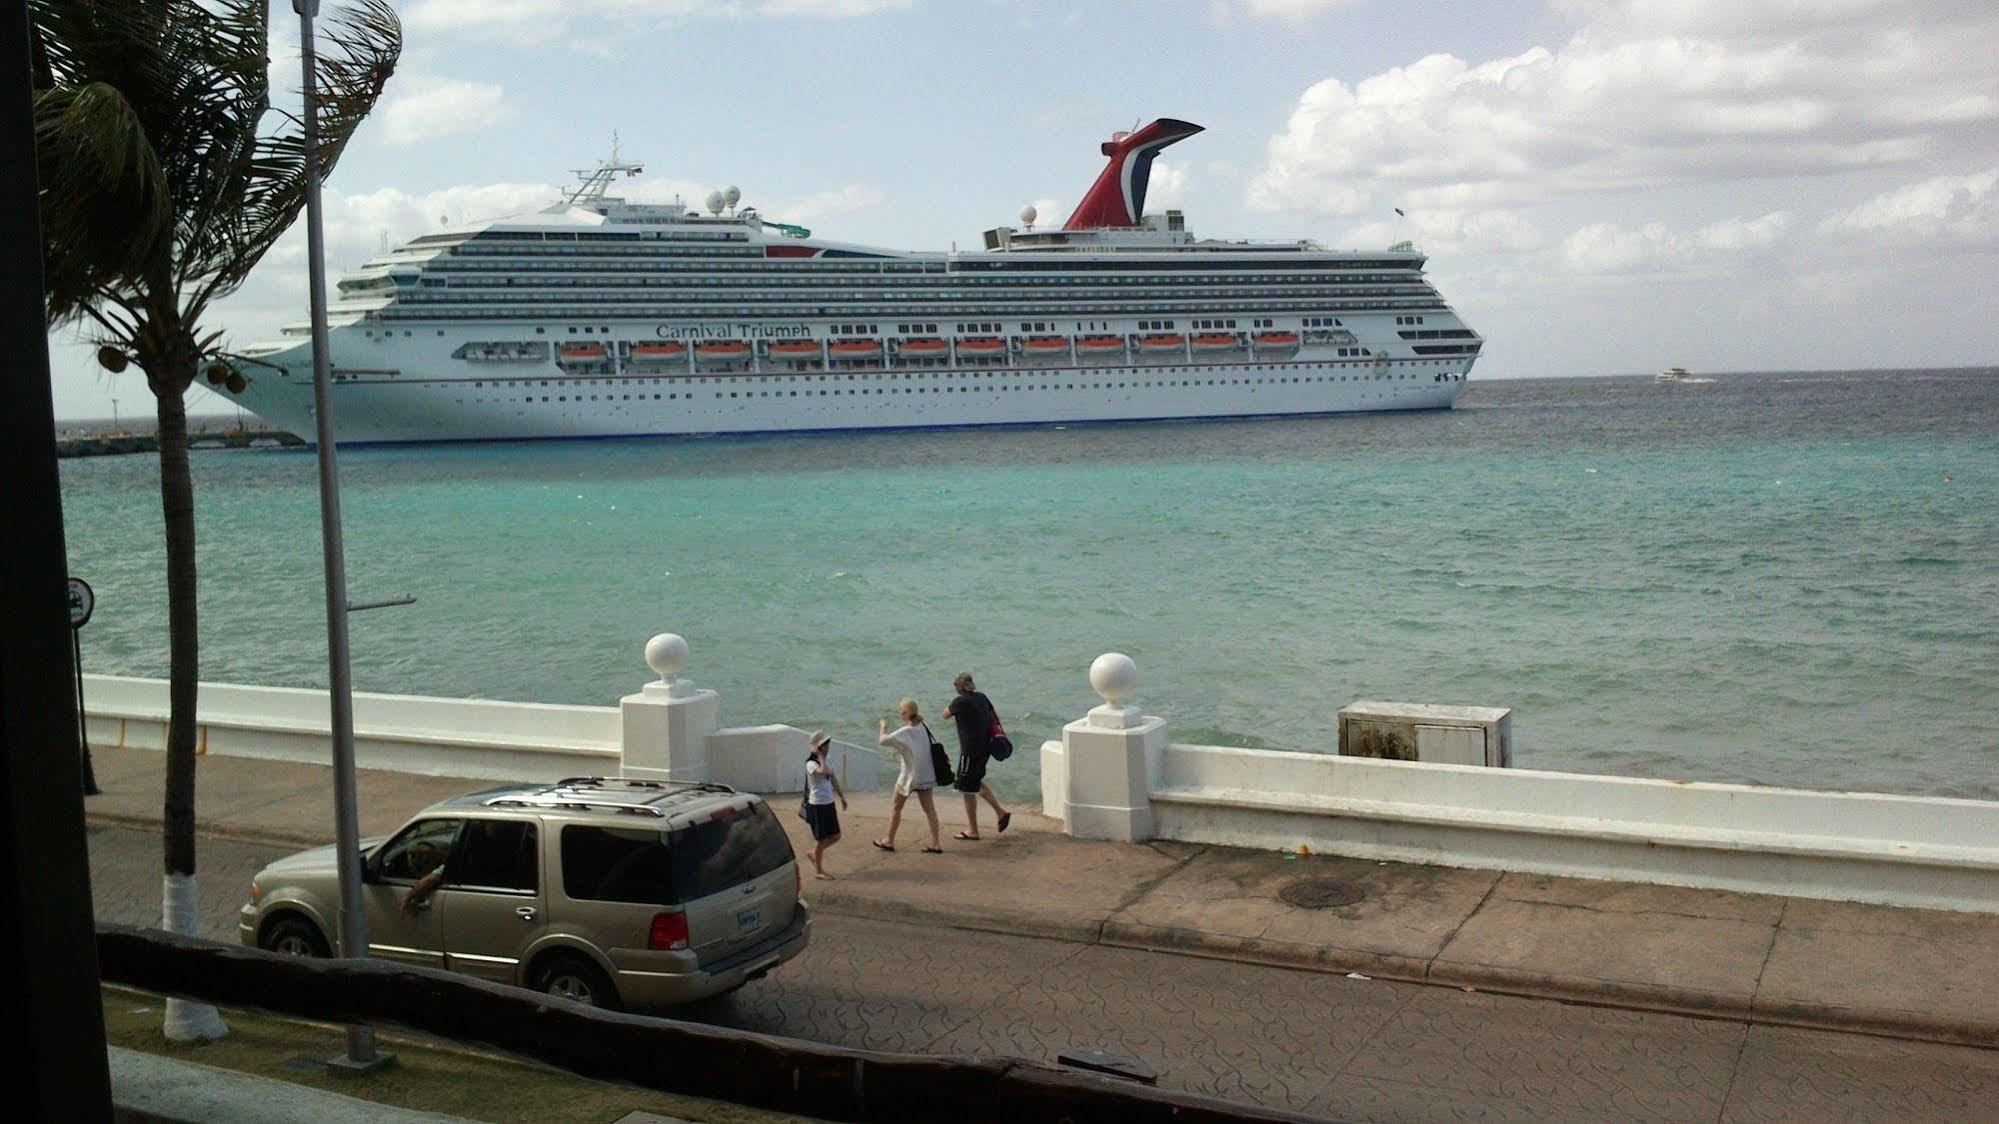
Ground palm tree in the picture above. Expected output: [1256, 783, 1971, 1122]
[31, 0, 399, 1039]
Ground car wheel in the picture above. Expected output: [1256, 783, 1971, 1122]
[534, 954, 620, 1011]
[262, 916, 331, 958]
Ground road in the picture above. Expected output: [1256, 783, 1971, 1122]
[88, 825, 1999, 1122]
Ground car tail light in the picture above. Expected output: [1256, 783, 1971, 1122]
[648, 911, 689, 951]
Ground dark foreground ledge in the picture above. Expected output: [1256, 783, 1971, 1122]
[97, 924, 1323, 1124]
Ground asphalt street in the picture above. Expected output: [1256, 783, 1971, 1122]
[88, 825, 1999, 1122]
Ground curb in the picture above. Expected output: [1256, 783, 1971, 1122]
[90, 813, 1999, 1052]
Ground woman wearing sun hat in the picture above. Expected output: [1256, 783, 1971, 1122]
[803, 730, 848, 879]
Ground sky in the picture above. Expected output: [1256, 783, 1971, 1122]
[45, 0, 1999, 419]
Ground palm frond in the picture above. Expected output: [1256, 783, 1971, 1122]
[188, 0, 401, 314]
[34, 79, 171, 325]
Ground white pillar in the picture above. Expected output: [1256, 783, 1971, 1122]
[620, 633, 719, 784]
[1060, 652, 1167, 843]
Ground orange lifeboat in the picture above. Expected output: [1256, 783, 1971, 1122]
[769, 340, 821, 358]
[828, 339, 883, 360]
[1021, 335, 1070, 354]
[1076, 335, 1124, 353]
[956, 337, 1006, 355]
[1192, 333, 1242, 352]
[631, 342, 685, 359]
[1135, 334, 1184, 352]
[695, 340, 750, 358]
[898, 337, 949, 358]
[1252, 332, 1301, 349]
[559, 344, 607, 361]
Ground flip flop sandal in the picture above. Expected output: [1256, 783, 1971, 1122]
[998, 813, 1012, 833]
[922, 846, 943, 854]
[954, 831, 981, 841]
[871, 839, 895, 852]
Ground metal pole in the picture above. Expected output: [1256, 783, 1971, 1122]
[295, 0, 381, 1070]
[74, 631, 98, 795]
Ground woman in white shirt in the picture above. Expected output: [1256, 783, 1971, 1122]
[873, 697, 943, 853]
[803, 730, 848, 879]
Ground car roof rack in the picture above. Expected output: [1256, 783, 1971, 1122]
[480, 776, 738, 817]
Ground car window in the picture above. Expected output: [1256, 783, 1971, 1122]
[671, 803, 793, 903]
[447, 819, 538, 893]
[375, 818, 463, 882]
[562, 825, 674, 906]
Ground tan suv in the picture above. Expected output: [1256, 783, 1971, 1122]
[237, 777, 809, 1009]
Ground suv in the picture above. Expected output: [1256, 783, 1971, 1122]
[238, 777, 809, 1010]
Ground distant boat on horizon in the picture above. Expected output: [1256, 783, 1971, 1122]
[1656, 366, 1714, 384]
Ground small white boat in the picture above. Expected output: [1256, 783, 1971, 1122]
[1657, 366, 1716, 384]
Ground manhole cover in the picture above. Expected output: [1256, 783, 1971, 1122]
[1279, 878, 1365, 909]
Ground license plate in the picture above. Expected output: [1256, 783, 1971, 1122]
[736, 907, 762, 933]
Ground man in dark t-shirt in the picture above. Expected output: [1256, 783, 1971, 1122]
[941, 672, 1012, 840]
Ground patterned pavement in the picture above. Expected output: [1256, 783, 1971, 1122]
[89, 826, 1999, 1122]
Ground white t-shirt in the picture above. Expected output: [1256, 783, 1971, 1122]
[806, 756, 836, 805]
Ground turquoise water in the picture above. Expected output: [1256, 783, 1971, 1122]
[59, 369, 1999, 800]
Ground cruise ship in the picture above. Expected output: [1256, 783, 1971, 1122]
[223, 119, 1481, 443]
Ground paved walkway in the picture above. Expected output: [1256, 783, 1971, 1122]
[81, 745, 1999, 1049]
[109, 1046, 470, 1123]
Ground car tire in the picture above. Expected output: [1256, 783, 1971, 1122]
[262, 915, 331, 958]
[534, 953, 620, 1011]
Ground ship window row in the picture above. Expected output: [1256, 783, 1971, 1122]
[411, 364, 1465, 405]
[896, 322, 940, 333]
[1395, 315, 1428, 325]
[431, 261, 1419, 286]
[377, 301, 1450, 323]
[955, 259, 1414, 273]
[395, 285, 1435, 304]
[1397, 328, 1477, 340]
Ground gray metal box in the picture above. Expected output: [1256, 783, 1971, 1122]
[1337, 701, 1513, 767]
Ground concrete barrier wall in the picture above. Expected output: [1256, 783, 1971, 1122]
[1137, 742, 1999, 913]
[81, 674, 881, 792]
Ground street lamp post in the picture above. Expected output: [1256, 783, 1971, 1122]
[294, 0, 388, 1074]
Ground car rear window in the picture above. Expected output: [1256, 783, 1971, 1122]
[561, 804, 793, 906]
[561, 825, 674, 906]
[669, 803, 795, 903]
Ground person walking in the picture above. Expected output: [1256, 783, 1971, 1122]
[803, 731, 848, 879]
[942, 672, 1011, 840]
[873, 698, 943, 854]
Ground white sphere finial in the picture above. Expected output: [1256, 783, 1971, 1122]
[723, 184, 741, 208]
[644, 633, 690, 682]
[1019, 203, 1038, 228]
[1090, 652, 1138, 704]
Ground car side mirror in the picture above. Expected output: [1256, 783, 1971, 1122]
[361, 852, 382, 884]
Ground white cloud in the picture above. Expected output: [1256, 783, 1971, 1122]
[1228, 0, 1369, 16]
[1250, 0, 1999, 217]
[377, 76, 515, 147]
[406, 0, 914, 37]
[1820, 168, 1999, 244]
[765, 184, 888, 225]
[1560, 211, 1792, 273]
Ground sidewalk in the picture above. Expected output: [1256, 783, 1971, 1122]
[84, 745, 1999, 1049]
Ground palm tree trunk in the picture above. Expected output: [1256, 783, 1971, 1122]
[152, 372, 226, 1040]
[156, 387, 197, 877]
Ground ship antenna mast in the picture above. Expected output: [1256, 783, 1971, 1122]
[565, 131, 644, 204]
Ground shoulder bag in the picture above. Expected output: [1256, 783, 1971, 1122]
[923, 722, 955, 787]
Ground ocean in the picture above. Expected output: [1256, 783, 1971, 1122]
[57, 368, 1999, 801]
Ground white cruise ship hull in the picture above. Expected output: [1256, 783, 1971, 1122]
[233, 335, 1470, 445]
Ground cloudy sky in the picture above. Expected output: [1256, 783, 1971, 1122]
[46, 0, 1999, 418]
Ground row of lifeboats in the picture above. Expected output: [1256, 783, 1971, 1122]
[564, 332, 1304, 365]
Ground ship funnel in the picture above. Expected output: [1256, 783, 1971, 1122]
[1062, 118, 1203, 231]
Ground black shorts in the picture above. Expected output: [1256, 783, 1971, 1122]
[953, 748, 989, 793]
[804, 802, 841, 841]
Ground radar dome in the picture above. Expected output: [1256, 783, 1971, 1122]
[1019, 204, 1038, 227]
[704, 189, 725, 215]
[723, 185, 741, 208]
